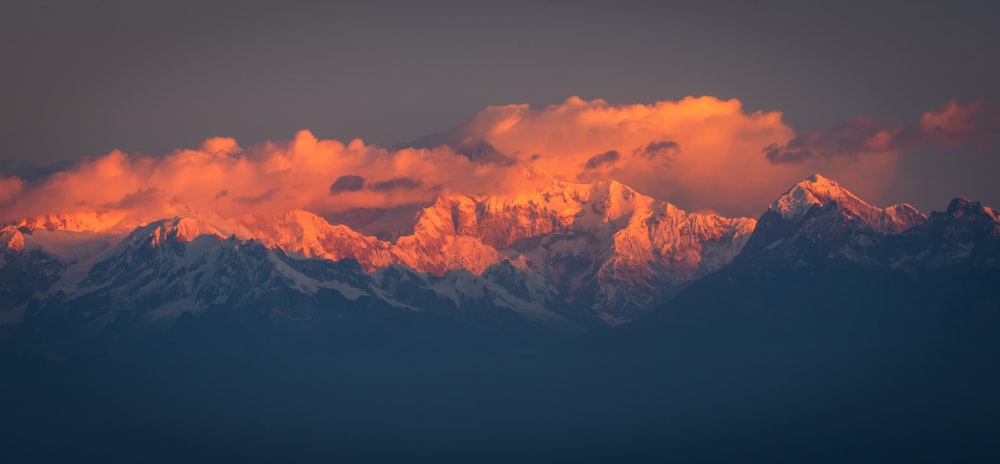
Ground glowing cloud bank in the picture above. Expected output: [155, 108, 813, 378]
[0, 96, 993, 227]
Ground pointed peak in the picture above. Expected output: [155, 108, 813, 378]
[769, 176, 926, 233]
[795, 174, 848, 197]
[805, 173, 834, 185]
[770, 174, 870, 222]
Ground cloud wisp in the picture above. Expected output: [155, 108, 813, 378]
[765, 100, 999, 163]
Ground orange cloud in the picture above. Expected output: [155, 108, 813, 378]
[0, 97, 985, 226]
[415, 96, 902, 215]
[199, 137, 242, 155]
[0, 130, 534, 230]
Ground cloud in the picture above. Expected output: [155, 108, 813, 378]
[453, 140, 518, 166]
[100, 187, 165, 210]
[409, 95, 884, 216]
[0, 176, 24, 207]
[330, 174, 425, 195]
[235, 187, 280, 205]
[407, 95, 1000, 215]
[918, 100, 991, 147]
[199, 137, 241, 155]
[370, 177, 424, 192]
[0, 129, 533, 228]
[763, 118, 898, 163]
[330, 175, 366, 193]
[766, 100, 998, 163]
[635, 140, 680, 159]
[583, 150, 620, 170]
[0, 97, 989, 225]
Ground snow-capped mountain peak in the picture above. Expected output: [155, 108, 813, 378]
[770, 173, 867, 221]
[769, 173, 926, 233]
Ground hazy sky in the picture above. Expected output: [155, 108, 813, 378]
[1, 0, 998, 214]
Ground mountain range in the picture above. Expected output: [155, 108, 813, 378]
[1, 173, 995, 342]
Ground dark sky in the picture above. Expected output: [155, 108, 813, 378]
[1, 0, 998, 208]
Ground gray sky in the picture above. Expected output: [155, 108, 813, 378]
[1, 0, 998, 210]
